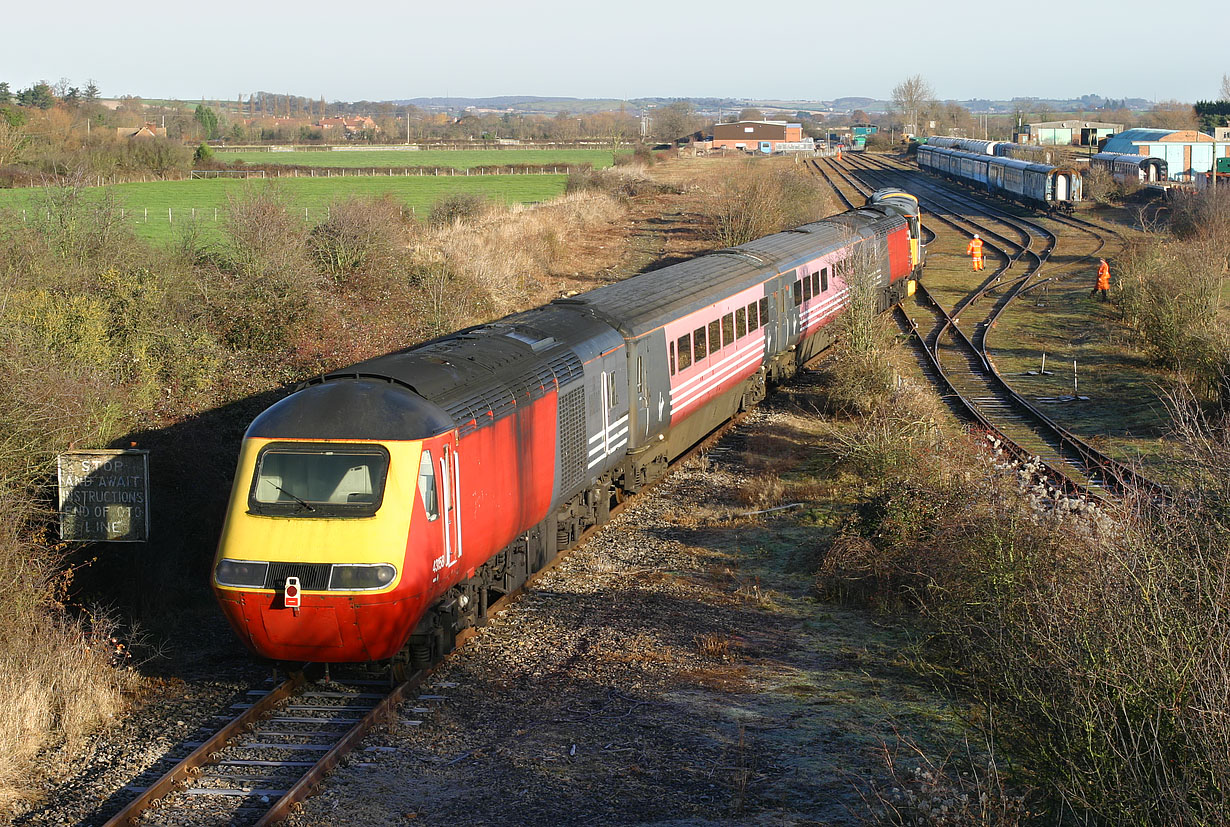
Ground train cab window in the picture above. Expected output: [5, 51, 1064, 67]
[803, 277, 813, 301]
[735, 307, 747, 339]
[758, 297, 768, 326]
[249, 444, 389, 518]
[677, 334, 692, 371]
[693, 327, 706, 363]
[793, 281, 803, 307]
[811, 272, 820, 294]
[669, 341, 676, 375]
[721, 313, 734, 347]
[708, 320, 721, 356]
[417, 450, 439, 521]
[820, 267, 829, 292]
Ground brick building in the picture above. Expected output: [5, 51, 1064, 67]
[712, 120, 804, 153]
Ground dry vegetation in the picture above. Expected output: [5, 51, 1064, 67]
[808, 200, 1230, 823]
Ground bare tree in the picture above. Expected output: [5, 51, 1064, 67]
[0, 118, 29, 167]
[651, 101, 700, 144]
[738, 108, 764, 121]
[1147, 100, 1198, 130]
[1221, 73, 1230, 103]
[891, 75, 934, 137]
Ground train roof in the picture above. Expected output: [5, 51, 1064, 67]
[1091, 152, 1156, 164]
[562, 209, 899, 338]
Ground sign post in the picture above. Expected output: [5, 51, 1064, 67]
[57, 449, 150, 542]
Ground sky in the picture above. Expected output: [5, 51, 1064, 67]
[3, 0, 1222, 105]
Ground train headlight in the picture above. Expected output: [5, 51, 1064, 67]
[328, 564, 397, 591]
[215, 559, 269, 588]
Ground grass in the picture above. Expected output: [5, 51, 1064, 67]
[214, 148, 620, 169]
[0, 175, 569, 244]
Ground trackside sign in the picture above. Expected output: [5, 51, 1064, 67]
[57, 450, 150, 542]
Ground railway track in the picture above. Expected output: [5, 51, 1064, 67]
[809, 154, 1156, 498]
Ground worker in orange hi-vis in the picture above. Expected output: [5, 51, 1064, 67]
[1091, 258, 1111, 301]
[966, 234, 984, 271]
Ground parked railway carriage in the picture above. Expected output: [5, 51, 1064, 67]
[212, 191, 924, 666]
[917, 144, 1081, 211]
[926, 136, 1000, 155]
[1090, 152, 1167, 184]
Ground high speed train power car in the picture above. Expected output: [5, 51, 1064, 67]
[211, 188, 924, 667]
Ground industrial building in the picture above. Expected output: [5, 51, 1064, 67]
[1016, 120, 1122, 146]
[712, 120, 805, 153]
[1102, 128, 1230, 181]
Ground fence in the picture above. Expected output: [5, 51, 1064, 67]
[17, 204, 422, 226]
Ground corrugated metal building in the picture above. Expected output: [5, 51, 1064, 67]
[1016, 120, 1121, 146]
[712, 121, 804, 153]
[1103, 128, 1230, 181]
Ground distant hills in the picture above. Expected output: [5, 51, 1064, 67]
[390, 94, 1158, 116]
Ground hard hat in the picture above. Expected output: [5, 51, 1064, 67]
[973, 234, 979, 239]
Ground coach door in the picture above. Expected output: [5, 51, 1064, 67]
[438, 442, 462, 569]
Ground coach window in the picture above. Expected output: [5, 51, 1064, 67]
[735, 307, 746, 339]
[693, 327, 706, 363]
[811, 272, 820, 294]
[722, 313, 734, 347]
[820, 267, 829, 292]
[708, 320, 721, 356]
[758, 297, 768, 326]
[793, 281, 803, 307]
[746, 302, 757, 331]
[417, 450, 439, 521]
[677, 334, 692, 371]
[803, 276, 813, 301]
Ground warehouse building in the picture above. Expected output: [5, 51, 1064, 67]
[712, 120, 805, 153]
[1103, 128, 1230, 181]
[1016, 120, 1121, 146]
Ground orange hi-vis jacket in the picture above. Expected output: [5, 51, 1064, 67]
[967, 238, 984, 260]
[1096, 260, 1110, 290]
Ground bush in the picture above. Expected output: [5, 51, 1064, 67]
[429, 192, 490, 228]
[309, 195, 408, 284]
[703, 161, 838, 247]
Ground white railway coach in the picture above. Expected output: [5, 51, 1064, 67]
[917, 145, 1081, 211]
[1090, 152, 1167, 184]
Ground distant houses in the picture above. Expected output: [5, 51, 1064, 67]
[116, 123, 167, 139]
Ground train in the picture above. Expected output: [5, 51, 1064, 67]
[916, 143, 1082, 211]
[1089, 152, 1168, 185]
[924, 136, 1054, 164]
[211, 189, 925, 666]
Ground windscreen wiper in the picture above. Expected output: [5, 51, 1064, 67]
[273, 484, 315, 512]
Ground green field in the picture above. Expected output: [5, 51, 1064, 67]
[0, 175, 569, 244]
[215, 148, 618, 169]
